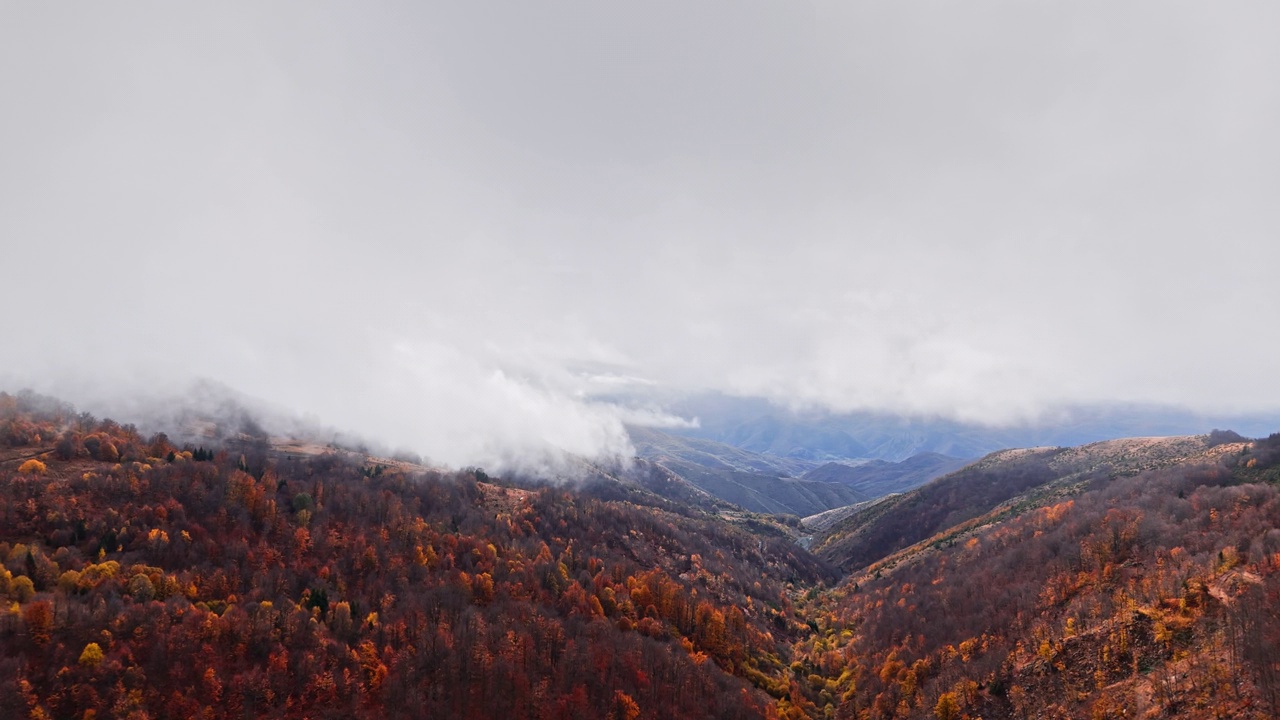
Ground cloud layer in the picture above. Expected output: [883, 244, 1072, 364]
[2, 2, 1278, 467]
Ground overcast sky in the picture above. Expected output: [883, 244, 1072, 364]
[2, 2, 1278, 467]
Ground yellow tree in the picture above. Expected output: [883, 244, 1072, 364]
[79, 642, 104, 668]
[934, 692, 961, 720]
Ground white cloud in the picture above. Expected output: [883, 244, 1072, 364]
[2, 2, 1278, 466]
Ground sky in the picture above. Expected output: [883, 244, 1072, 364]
[2, 2, 1279, 469]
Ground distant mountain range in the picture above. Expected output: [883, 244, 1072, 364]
[800, 452, 971, 498]
[617, 394, 1280, 519]
[659, 393, 1280, 462]
[626, 426, 973, 517]
[626, 425, 866, 516]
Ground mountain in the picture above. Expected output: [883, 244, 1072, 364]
[628, 426, 867, 516]
[666, 392, 1280, 462]
[798, 495, 892, 536]
[7, 388, 1280, 719]
[712, 415, 869, 462]
[627, 425, 817, 477]
[800, 452, 971, 499]
[785, 430, 1280, 719]
[0, 390, 831, 720]
[811, 434, 1252, 574]
[645, 460, 869, 518]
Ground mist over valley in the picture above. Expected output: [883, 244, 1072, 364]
[4, 2, 1280, 718]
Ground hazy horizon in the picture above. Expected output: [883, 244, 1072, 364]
[3, 2, 1278, 468]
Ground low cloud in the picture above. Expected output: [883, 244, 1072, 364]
[2, 3, 1278, 469]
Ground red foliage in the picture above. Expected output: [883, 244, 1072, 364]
[0, 403, 824, 719]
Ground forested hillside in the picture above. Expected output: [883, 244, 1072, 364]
[812, 436, 1251, 574]
[0, 392, 829, 719]
[783, 436, 1280, 719]
[4, 390, 1280, 719]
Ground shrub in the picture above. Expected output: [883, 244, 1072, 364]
[18, 459, 46, 475]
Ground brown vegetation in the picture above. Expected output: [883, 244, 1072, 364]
[0, 392, 828, 719]
[3, 390, 1279, 719]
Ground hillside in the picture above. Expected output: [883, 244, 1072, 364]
[629, 426, 867, 516]
[783, 432, 1280, 720]
[627, 426, 817, 478]
[0, 392, 833, 720]
[811, 434, 1250, 574]
[5, 389, 1280, 719]
[799, 495, 895, 536]
[800, 452, 971, 499]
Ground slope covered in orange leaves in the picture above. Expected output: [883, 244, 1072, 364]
[4, 389, 1280, 719]
[0, 391, 830, 719]
[783, 434, 1280, 719]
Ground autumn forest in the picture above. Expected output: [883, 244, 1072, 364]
[2, 390, 1279, 719]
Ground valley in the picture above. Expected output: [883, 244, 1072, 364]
[7, 3, 1277, 718]
[3, 391, 1280, 719]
